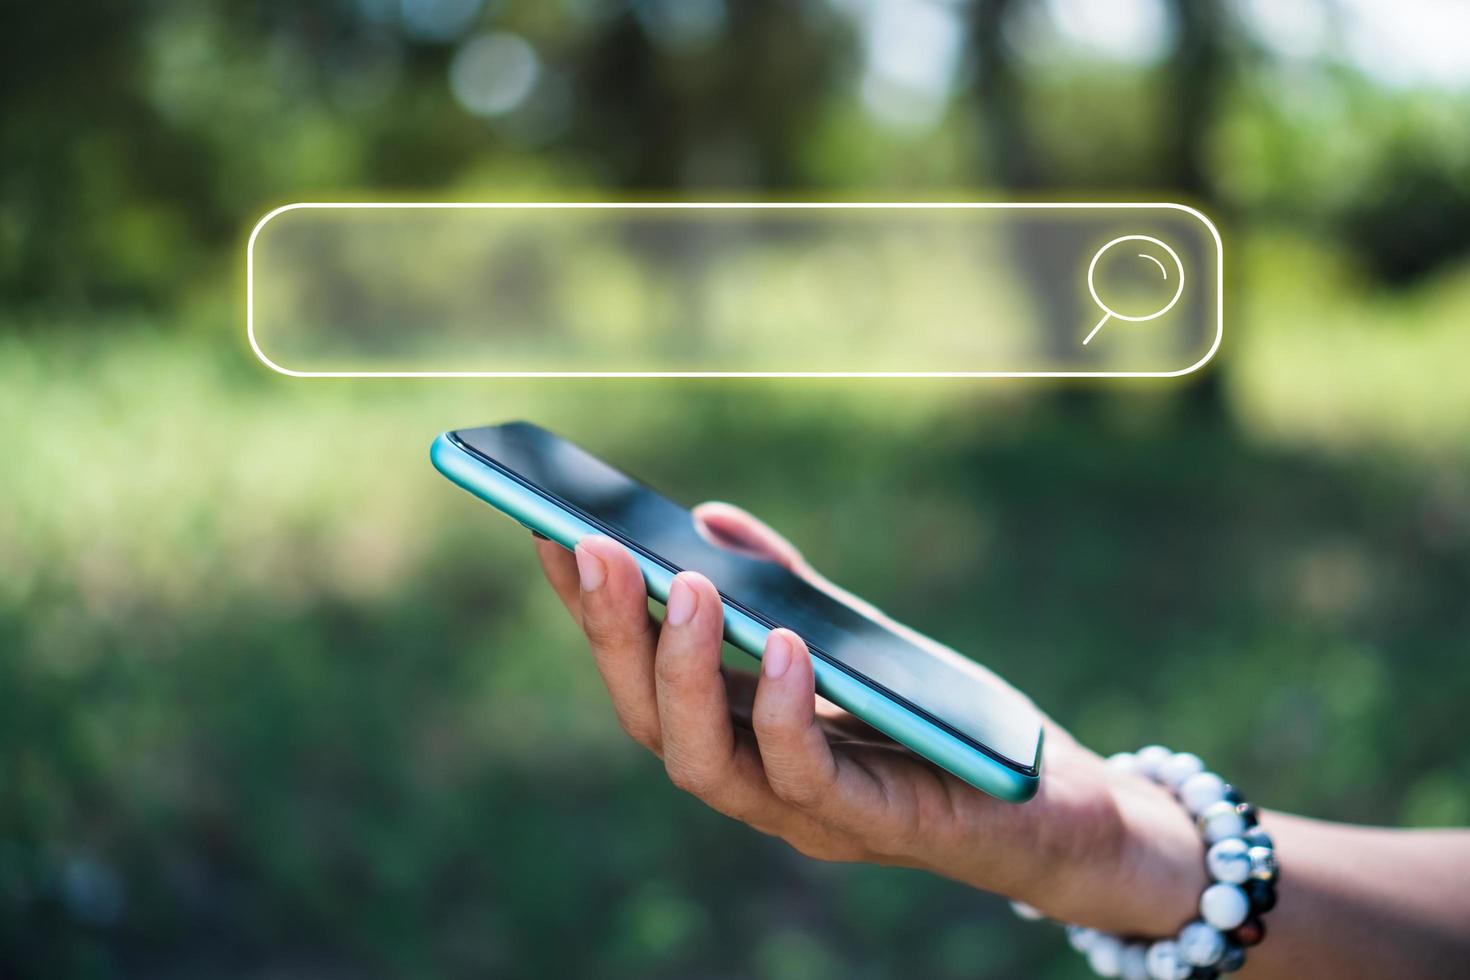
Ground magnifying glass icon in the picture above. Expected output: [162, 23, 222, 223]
[1082, 234, 1185, 346]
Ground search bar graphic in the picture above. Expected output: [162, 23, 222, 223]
[246, 202, 1221, 378]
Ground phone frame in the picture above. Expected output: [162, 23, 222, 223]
[432, 430, 1041, 803]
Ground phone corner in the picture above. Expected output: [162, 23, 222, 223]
[428, 431, 459, 474]
[1008, 727, 1045, 803]
[1007, 770, 1041, 804]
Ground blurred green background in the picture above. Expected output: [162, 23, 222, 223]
[3, 1, 1469, 977]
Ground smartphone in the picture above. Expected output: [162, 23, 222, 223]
[431, 422, 1043, 802]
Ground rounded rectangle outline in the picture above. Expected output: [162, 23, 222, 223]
[246, 201, 1223, 378]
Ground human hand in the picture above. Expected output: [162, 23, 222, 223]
[532, 503, 1206, 935]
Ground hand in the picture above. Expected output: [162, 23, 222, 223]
[532, 503, 1206, 934]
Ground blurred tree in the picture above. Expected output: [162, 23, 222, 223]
[1160, 0, 1228, 199]
[967, 0, 1081, 370]
[1338, 143, 1470, 285]
[0, 1, 188, 307]
[564, 0, 846, 188]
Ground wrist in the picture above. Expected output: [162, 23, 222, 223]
[1014, 746, 1282, 979]
[994, 748, 1206, 935]
[1110, 771, 1211, 934]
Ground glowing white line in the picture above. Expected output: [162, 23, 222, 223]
[1082, 314, 1110, 346]
[245, 202, 1223, 378]
[1139, 253, 1168, 277]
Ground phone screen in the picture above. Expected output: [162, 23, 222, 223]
[453, 423, 1042, 774]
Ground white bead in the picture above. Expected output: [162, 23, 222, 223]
[1206, 837, 1252, 884]
[1179, 771, 1228, 815]
[1159, 752, 1205, 790]
[1177, 920, 1225, 967]
[1145, 939, 1190, 980]
[1134, 745, 1172, 780]
[1068, 925, 1100, 953]
[1248, 844, 1279, 881]
[1107, 751, 1142, 775]
[1010, 899, 1044, 920]
[1087, 934, 1124, 977]
[1120, 943, 1150, 980]
[1200, 882, 1250, 931]
[1199, 801, 1247, 844]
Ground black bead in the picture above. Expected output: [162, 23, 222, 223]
[1189, 969, 1220, 980]
[1222, 786, 1244, 805]
[1243, 827, 1273, 850]
[1235, 802, 1259, 827]
[1218, 943, 1247, 973]
[1244, 879, 1277, 913]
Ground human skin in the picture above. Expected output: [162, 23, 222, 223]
[530, 503, 1470, 979]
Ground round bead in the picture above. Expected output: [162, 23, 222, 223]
[1205, 838, 1252, 884]
[1200, 882, 1250, 931]
[1088, 934, 1124, 977]
[1228, 916, 1266, 948]
[1246, 845, 1278, 883]
[1068, 925, 1100, 953]
[1010, 899, 1044, 920]
[1107, 751, 1144, 776]
[1217, 942, 1247, 973]
[1222, 786, 1244, 805]
[1243, 879, 1277, 913]
[1179, 771, 1228, 815]
[1198, 801, 1248, 844]
[1177, 921, 1225, 967]
[1135, 744, 1173, 780]
[1159, 752, 1206, 790]
[1145, 939, 1191, 980]
[1242, 827, 1272, 850]
[1235, 802, 1259, 828]
[1121, 943, 1151, 980]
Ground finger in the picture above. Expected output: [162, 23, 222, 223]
[574, 535, 662, 752]
[534, 533, 582, 623]
[752, 630, 888, 827]
[724, 673, 880, 744]
[730, 671, 879, 736]
[650, 595, 849, 840]
[693, 501, 807, 572]
[654, 572, 773, 820]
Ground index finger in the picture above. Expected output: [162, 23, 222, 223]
[571, 535, 664, 753]
[533, 533, 582, 623]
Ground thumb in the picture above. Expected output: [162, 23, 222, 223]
[692, 500, 882, 621]
[693, 501, 808, 573]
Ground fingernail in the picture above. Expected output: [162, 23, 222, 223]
[666, 575, 697, 626]
[575, 543, 606, 591]
[763, 631, 792, 679]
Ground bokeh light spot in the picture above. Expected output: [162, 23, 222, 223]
[449, 32, 540, 118]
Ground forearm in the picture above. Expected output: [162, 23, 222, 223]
[1239, 814, 1470, 979]
[1082, 771, 1470, 979]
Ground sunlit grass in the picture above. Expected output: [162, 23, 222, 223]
[1231, 232, 1470, 454]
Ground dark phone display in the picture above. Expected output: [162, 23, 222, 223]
[454, 423, 1042, 773]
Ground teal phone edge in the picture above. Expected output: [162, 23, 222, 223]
[431, 431, 1041, 804]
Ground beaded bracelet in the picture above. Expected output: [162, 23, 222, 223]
[1010, 746, 1278, 979]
